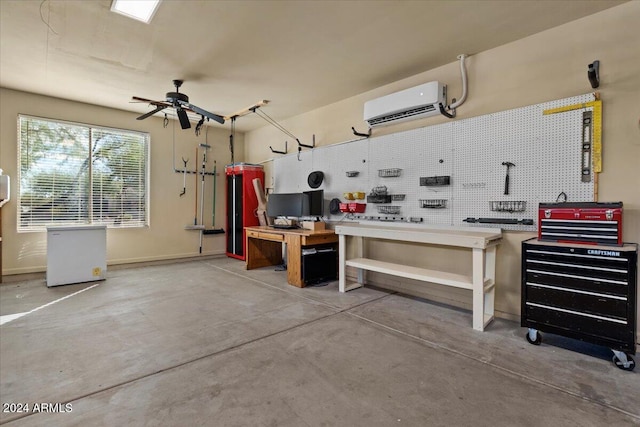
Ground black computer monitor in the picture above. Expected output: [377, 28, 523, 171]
[266, 192, 308, 218]
[303, 189, 324, 217]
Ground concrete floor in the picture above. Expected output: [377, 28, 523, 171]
[0, 256, 638, 426]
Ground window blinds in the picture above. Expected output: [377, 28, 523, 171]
[18, 115, 149, 232]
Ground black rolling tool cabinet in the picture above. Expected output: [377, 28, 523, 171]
[521, 238, 638, 371]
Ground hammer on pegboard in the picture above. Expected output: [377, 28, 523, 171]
[502, 162, 515, 195]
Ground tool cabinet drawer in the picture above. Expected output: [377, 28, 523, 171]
[524, 303, 634, 345]
[524, 270, 628, 296]
[524, 283, 628, 320]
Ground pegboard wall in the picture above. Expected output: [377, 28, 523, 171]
[274, 93, 597, 231]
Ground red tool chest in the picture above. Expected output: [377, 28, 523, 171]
[538, 202, 623, 246]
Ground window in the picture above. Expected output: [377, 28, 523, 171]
[18, 115, 149, 231]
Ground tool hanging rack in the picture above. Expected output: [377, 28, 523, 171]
[218, 100, 270, 165]
[420, 176, 451, 186]
[171, 119, 217, 177]
[490, 201, 526, 212]
[463, 217, 534, 225]
[171, 120, 224, 239]
[225, 100, 270, 121]
[420, 199, 447, 209]
[378, 168, 402, 178]
[271, 92, 597, 232]
[270, 141, 288, 155]
[352, 126, 372, 138]
[377, 205, 401, 215]
[240, 103, 316, 160]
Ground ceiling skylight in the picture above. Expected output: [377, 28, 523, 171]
[111, 0, 161, 23]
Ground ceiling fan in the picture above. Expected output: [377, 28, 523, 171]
[132, 79, 225, 129]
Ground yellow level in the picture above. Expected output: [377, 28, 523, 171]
[543, 99, 602, 172]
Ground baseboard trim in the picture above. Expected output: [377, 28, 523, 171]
[1, 251, 227, 283]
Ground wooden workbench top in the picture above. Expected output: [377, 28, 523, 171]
[334, 223, 502, 249]
[245, 225, 335, 236]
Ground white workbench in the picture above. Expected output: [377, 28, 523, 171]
[334, 223, 502, 331]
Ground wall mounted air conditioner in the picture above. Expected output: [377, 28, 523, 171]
[363, 81, 446, 127]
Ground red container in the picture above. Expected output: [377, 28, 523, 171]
[338, 202, 366, 213]
[348, 203, 366, 213]
[538, 202, 623, 246]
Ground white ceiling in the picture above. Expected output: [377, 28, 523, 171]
[0, 0, 626, 132]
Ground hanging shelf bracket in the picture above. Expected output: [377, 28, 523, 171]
[352, 126, 371, 138]
[297, 134, 316, 149]
[270, 140, 288, 155]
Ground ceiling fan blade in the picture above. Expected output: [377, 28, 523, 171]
[176, 107, 191, 129]
[132, 96, 154, 102]
[137, 105, 167, 120]
[132, 96, 171, 107]
[177, 100, 225, 125]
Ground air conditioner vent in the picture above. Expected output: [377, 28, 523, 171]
[363, 81, 446, 127]
[366, 104, 437, 127]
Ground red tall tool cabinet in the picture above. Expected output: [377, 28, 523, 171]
[225, 163, 265, 260]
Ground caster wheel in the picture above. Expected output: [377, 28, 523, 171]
[526, 330, 542, 345]
[612, 354, 635, 371]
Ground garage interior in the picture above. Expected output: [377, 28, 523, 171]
[1, 1, 639, 425]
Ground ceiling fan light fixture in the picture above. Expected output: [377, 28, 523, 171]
[111, 0, 161, 23]
[176, 107, 191, 129]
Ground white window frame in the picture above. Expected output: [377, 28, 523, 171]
[17, 115, 150, 232]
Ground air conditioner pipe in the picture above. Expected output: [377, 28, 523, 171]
[440, 54, 468, 119]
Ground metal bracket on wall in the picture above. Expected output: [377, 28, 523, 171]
[297, 135, 315, 161]
[352, 126, 371, 138]
[270, 141, 288, 155]
[297, 135, 316, 149]
[174, 169, 217, 176]
[463, 217, 534, 225]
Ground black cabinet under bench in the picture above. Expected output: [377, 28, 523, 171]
[521, 238, 637, 370]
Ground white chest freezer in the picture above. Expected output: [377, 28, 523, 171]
[46, 225, 107, 287]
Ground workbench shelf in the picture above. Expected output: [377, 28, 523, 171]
[521, 238, 638, 371]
